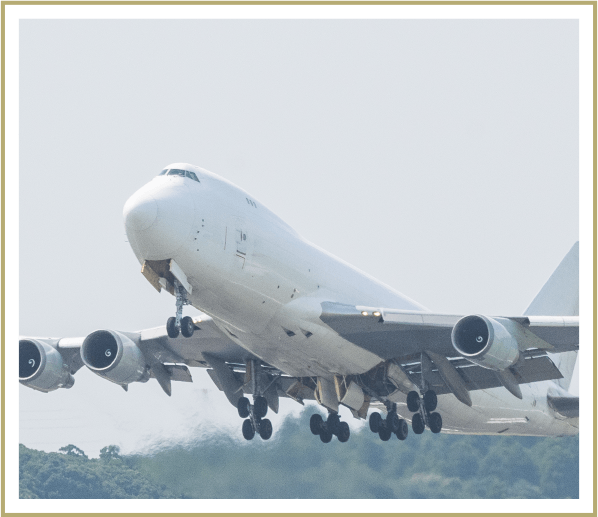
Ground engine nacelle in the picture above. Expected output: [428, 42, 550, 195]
[19, 339, 75, 392]
[81, 330, 150, 385]
[451, 315, 520, 371]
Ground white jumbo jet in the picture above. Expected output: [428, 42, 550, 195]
[20, 163, 579, 443]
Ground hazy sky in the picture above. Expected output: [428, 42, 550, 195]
[17, 16, 581, 466]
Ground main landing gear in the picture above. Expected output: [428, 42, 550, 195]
[166, 280, 194, 339]
[406, 389, 442, 434]
[237, 361, 274, 441]
[238, 395, 273, 441]
[310, 412, 351, 443]
[368, 402, 409, 442]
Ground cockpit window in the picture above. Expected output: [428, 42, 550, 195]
[158, 168, 200, 183]
[167, 169, 186, 177]
[186, 171, 200, 182]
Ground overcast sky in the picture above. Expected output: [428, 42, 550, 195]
[17, 18, 581, 460]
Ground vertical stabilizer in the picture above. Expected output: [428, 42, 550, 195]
[524, 242, 579, 391]
[524, 242, 579, 317]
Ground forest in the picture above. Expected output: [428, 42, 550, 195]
[20, 408, 578, 499]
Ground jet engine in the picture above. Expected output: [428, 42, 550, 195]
[451, 315, 520, 371]
[81, 330, 150, 385]
[19, 339, 75, 392]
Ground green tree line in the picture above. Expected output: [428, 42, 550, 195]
[20, 408, 578, 499]
[19, 444, 186, 498]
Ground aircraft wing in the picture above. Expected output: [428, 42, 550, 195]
[320, 302, 579, 358]
[135, 315, 261, 368]
[319, 302, 579, 405]
[131, 315, 274, 402]
[20, 315, 312, 410]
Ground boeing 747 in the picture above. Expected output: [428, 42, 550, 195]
[20, 163, 579, 443]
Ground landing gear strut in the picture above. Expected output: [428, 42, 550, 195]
[238, 360, 273, 441]
[238, 395, 272, 441]
[405, 352, 443, 434]
[310, 412, 350, 443]
[166, 279, 194, 339]
[406, 389, 443, 434]
[369, 402, 409, 442]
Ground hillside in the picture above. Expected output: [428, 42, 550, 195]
[19, 444, 186, 499]
[129, 410, 579, 499]
[20, 409, 578, 499]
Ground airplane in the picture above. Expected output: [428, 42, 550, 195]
[19, 163, 579, 444]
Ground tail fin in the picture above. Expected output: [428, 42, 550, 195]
[524, 242, 579, 391]
[524, 241, 579, 317]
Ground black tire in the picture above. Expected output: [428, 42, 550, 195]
[407, 391, 420, 412]
[326, 413, 341, 435]
[379, 427, 392, 441]
[320, 430, 333, 443]
[337, 421, 350, 443]
[423, 390, 438, 412]
[181, 316, 195, 338]
[369, 412, 382, 433]
[310, 413, 324, 435]
[242, 419, 254, 440]
[412, 413, 425, 435]
[396, 419, 409, 441]
[259, 418, 273, 440]
[387, 412, 400, 433]
[253, 396, 268, 419]
[429, 412, 442, 434]
[237, 396, 250, 419]
[166, 317, 179, 338]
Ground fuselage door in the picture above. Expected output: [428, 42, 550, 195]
[236, 228, 247, 256]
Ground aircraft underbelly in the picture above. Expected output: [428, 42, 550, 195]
[207, 321, 382, 379]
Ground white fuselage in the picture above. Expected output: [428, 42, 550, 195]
[124, 164, 578, 437]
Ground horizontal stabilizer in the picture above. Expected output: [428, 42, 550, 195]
[547, 387, 579, 419]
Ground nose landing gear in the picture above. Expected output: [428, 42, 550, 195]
[166, 280, 194, 339]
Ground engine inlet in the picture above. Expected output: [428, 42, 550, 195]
[82, 330, 119, 370]
[19, 340, 42, 380]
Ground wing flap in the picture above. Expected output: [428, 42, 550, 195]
[400, 353, 563, 396]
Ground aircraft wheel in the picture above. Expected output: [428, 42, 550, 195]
[254, 396, 268, 419]
[429, 412, 442, 434]
[369, 412, 382, 433]
[395, 419, 409, 441]
[379, 425, 392, 441]
[181, 316, 195, 338]
[326, 413, 341, 435]
[407, 391, 420, 412]
[320, 430, 333, 443]
[337, 421, 350, 443]
[259, 418, 273, 440]
[242, 419, 254, 440]
[237, 396, 250, 419]
[387, 412, 400, 433]
[310, 414, 324, 435]
[166, 317, 179, 338]
[423, 390, 438, 412]
[412, 413, 425, 435]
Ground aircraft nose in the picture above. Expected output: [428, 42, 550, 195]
[123, 184, 194, 260]
[123, 194, 158, 231]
